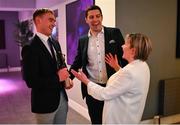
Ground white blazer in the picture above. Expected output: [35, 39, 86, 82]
[87, 59, 150, 124]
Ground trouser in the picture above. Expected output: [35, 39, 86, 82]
[85, 83, 105, 124]
[34, 90, 68, 124]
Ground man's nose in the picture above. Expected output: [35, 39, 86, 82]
[93, 17, 98, 22]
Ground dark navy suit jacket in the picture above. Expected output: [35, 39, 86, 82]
[21, 35, 67, 113]
[70, 27, 128, 98]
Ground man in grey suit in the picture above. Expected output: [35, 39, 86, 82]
[70, 5, 127, 124]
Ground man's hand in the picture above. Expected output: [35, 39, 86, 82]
[64, 78, 73, 89]
[57, 68, 69, 82]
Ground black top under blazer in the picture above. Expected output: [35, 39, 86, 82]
[21, 35, 67, 113]
[70, 27, 128, 99]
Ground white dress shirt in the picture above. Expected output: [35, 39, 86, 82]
[87, 60, 150, 124]
[36, 32, 56, 58]
[86, 27, 108, 84]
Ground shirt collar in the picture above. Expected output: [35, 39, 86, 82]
[36, 32, 50, 42]
[88, 26, 104, 37]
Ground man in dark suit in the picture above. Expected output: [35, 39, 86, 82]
[70, 5, 127, 124]
[21, 8, 72, 124]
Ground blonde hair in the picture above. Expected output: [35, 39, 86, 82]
[127, 33, 152, 61]
[33, 8, 54, 22]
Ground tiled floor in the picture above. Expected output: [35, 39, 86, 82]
[0, 71, 90, 124]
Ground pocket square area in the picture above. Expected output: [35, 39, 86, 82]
[109, 40, 116, 44]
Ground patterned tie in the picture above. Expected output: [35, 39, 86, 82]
[47, 37, 56, 61]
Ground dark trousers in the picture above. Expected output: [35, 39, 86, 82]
[85, 84, 106, 124]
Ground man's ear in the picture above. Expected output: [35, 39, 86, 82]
[35, 17, 41, 25]
[85, 17, 88, 23]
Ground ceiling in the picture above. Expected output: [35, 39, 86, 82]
[0, 0, 67, 11]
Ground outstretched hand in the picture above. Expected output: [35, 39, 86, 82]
[105, 53, 121, 71]
[71, 69, 90, 85]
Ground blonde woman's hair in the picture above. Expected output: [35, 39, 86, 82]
[127, 33, 152, 61]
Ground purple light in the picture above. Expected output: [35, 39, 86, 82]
[66, 0, 93, 64]
[0, 79, 18, 94]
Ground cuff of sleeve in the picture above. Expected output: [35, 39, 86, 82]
[87, 81, 94, 94]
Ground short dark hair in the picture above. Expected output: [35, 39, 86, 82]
[85, 5, 102, 18]
[33, 8, 54, 21]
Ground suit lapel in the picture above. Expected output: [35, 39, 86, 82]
[104, 27, 111, 54]
[83, 36, 89, 54]
[34, 35, 56, 65]
[81, 36, 89, 66]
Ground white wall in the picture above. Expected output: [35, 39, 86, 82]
[95, 0, 115, 27]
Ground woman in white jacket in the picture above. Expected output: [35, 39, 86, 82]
[71, 33, 152, 124]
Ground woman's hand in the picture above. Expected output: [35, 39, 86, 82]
[71, 69, 90, 85]
[105, 53, 121, 71]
